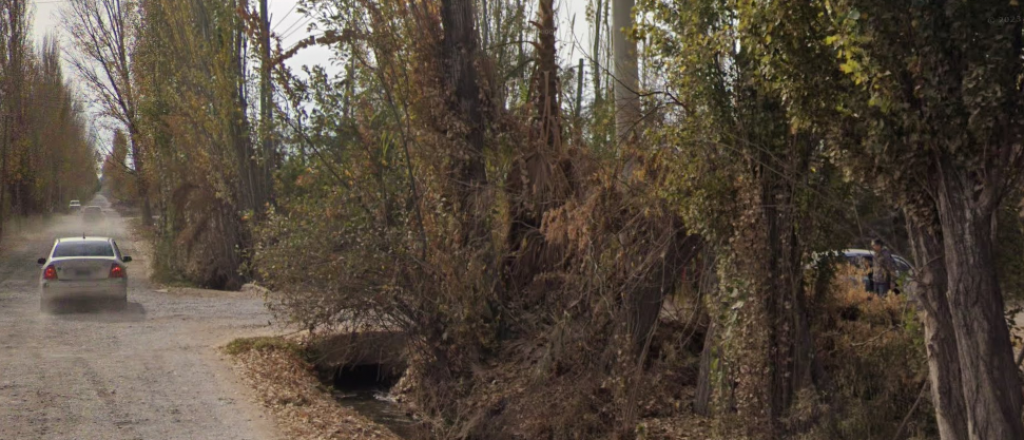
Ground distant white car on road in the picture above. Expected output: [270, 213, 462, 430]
[81, 205, 104, 223]
[37, 237, 132, 313]
[68, 199, 81, 213]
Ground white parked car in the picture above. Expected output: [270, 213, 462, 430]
[808, 249, 916, 297]
[37, 237, 132, 313]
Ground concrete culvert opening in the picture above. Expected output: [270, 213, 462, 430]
[311, 332, 420, 439]
[329, 363, 403, 391]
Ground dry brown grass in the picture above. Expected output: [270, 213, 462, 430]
[795, 265, 934, 439]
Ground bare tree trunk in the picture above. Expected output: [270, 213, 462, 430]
[761, 154, 815, 427]
[503, 0, 563, 294]
[63, 0, 151, 226]
[258, 0, 273, 212]
[481, 0, 489, 50]
[936, 170, 1024, 440]
[693, 321, 716, 416]
[575, 58, 584, 120]
[1, 0, 26, 224]
[907, 216, 969, 440]
[441, 0, 488, 244]
[723, 179, 813, 438]
[124, 125, 152, 227]
[0, 114, 9, 240]
[592, 0, 603, 104]
[611, 0, 640, 142]
[694, 248, 719, 416]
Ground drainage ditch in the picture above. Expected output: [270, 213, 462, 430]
[312, 333, 419, 439]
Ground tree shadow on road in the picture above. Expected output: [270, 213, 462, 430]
[43, 301, 147, 323]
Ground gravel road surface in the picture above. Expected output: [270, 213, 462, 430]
[0, 195, 281, 440]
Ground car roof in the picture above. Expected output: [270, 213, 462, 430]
[55, 237, 113, 243]
[842, 248, 912, 264]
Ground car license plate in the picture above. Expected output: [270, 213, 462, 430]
[74, 269, 91, 276]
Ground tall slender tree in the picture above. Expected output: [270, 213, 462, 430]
[611, 0, 640, 141]
[591, 0, 604, 104]
[820, 2, 1024, 437]
[62, 0, 153, 226]
[441, 0, 489, 244]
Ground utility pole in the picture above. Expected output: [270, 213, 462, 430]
[259, 0, 273, 207]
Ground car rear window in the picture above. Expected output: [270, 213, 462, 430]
[52, 242, 115, 258]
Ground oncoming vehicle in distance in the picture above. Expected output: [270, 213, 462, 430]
[37, 237, 132, 313]
[68, 199, 81, 213]
[81, 205, 104, 223]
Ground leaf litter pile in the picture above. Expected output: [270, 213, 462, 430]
[228, 337, 401, 440]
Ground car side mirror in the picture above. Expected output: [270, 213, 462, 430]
[37, 258, 46, 265]
[122, 256, 132, 263]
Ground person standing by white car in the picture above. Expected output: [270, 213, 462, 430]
[871, 239, 897, 297]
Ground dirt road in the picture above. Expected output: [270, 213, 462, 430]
[0, 196, 281, 440]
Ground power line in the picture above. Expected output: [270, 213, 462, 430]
[279, 15, 314, 41]
[272, 1, 300, 32]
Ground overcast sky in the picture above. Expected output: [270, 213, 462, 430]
[30, 0, 592, 152]
[33, 0, 592, 75]
[261, 0, 593, 73]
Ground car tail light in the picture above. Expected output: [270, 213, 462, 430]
[109, 264, 124, 279]
[43, 265, 58, 280]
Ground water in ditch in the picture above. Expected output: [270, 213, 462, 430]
[332, 389, 418, 438]
[327, 364, 420, 439]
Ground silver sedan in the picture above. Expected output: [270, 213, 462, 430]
[37, 237, 132, 313]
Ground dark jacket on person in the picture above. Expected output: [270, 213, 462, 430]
[872, 248, 896, 284]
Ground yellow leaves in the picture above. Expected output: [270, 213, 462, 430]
[839, 59, 860, 74]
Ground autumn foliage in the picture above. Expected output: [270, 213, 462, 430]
[0, 9, 98, 227]
[88, 0, 1024, 438]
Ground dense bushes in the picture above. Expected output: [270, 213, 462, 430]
[88, 0, 1020, 437]
[801, 269, 933, 439]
